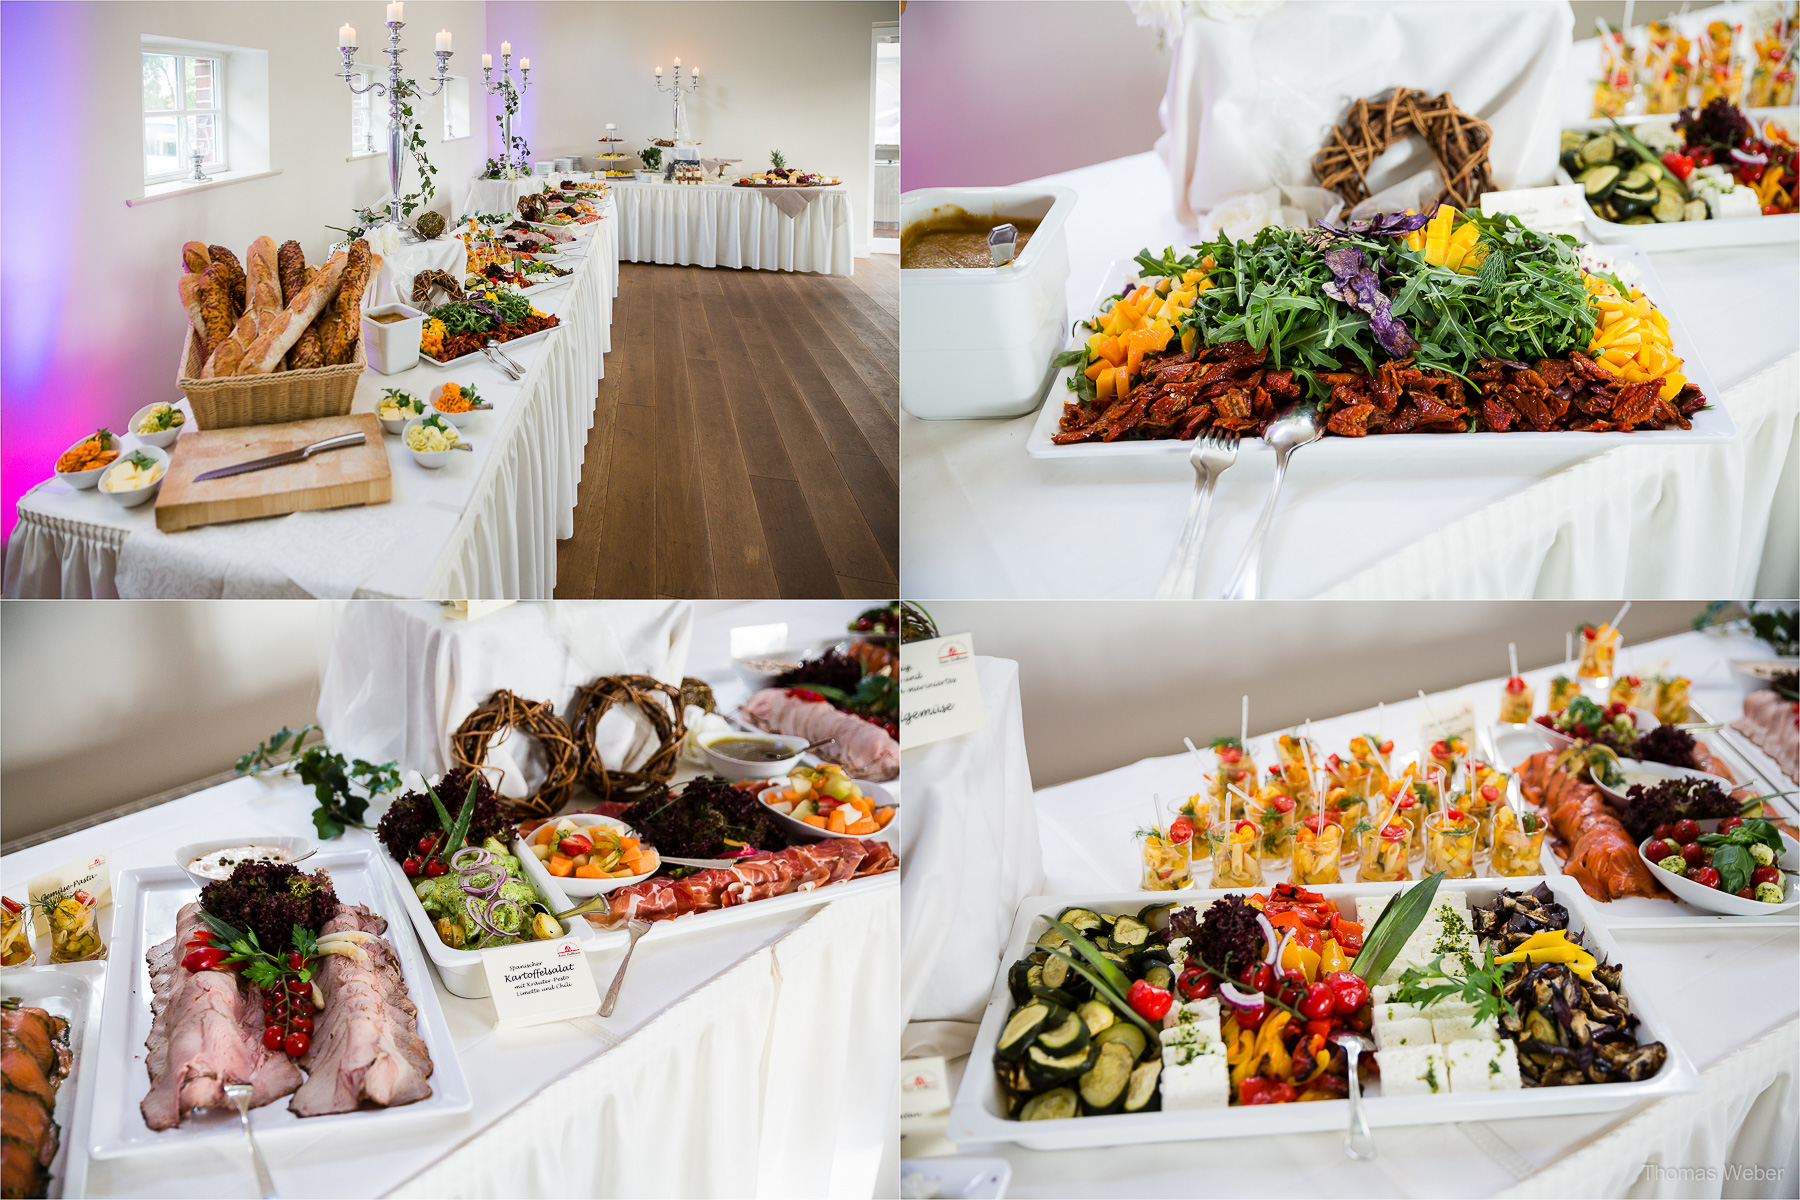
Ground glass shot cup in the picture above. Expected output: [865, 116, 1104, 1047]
[1424, 810, 1478, 879]
[1489, 805, 1546, 877]
[1207, 818, 1264, 889]
[1291, 816, 1342, 886]
[1356, 822, 1413, 883]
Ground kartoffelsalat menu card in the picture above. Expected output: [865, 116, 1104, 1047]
[480, 935, 600, 1027]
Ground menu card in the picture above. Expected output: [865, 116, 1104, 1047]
[480, 936, 600, 1027]
[899, 634, 985, 750]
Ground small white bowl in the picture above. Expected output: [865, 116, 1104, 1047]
[402, 415, 463, 469]
[363, 303, 425, 376]
[128, 403, 186, 449]
[756, 778, 899, 842]
[731, 649, 809, 693]
[175, 835, 315, 888]
[1537, 706, 1660, 753]
[1637, 819, 1799, 916]
[514, 813, 659, 899]
[97, 445, 170, 508]
[698, 730, 810, 779]
[53, 434, 123, 490]
[377, 396, 426, 435]
[1595, 757, 1737, 808]
[427, 382, 483, 428]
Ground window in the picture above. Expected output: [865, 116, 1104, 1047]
[442, 76, 470, 142]
[143, 49, 226, 184]
[349, 65, 382, 156]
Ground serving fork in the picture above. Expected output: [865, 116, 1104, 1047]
[599, 918, 652, 1018]
[481, 341, 523, 381]
[223, 1083, 280, 1199]
[1154, 432, 1240, 599]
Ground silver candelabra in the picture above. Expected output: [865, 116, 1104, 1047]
[481, 50, 532, 177]
[337, 19, 452, 225]
[654, 62, 699, 142]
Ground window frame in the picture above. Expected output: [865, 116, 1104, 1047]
[348, 62, 384, 157]
[142, 46, 229, 185]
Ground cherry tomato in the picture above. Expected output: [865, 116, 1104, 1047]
[263, 1025, 286, 1052]
[1752, 865, 1781, 887]
[1734, 886, 1756, 898]
[1125, 978, 1174, 1023]
[1216, 745, 1242, 764]
[1766, 204, 1785, 216]
[1716, 816, 1744, 834]
[1304, 1018, 1336, 1038]
[1671, 819, 1701, 844]
[425, 860, 449, 878]
[402, 857, 422, 877]
[1237, 963, 1275, 993]
[1299, 982, 1337, 1020]
[1233, 1001, 1268, 1031]
[1652, 823, 1679, 844]
[1169, 817, 1195, 844]
[417, 834, 440, 854]
[1177, 966, 1215, 1001]
[1378, 740, 1394, 754]
[288, 951, 305, 970]
[1691, 866, 1722, 889]
[286, 977, 310, 995]
[290, 1014, 314, 1036]
[1681, 842, 1708, 868]
[1643, 839, 1677, 863]
[284, 1031, 310, 1057]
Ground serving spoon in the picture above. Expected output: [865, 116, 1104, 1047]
[1330, 1031, 1377, 1161]
[1222, 407, 1322, 600]
[223, 1083, 280, 1199]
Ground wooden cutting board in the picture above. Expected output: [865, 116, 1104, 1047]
[154, 413, 391, 532]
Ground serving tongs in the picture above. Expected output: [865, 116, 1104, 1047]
[481, 340, 524, 381]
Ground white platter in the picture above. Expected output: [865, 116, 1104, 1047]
[382, 844, 591, 999]
[419, 322, 558, 369]
[572, 869, 897, 956]
[89, 849, 471, 1158]
[0, 961, 104, 1198]
[947, 876, 1697, 1151]
[1025, 246, 1735, 460]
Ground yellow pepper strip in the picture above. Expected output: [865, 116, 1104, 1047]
[1757, 165, 1785, 206]
[1505, 929, 1569, 955]
[1319, 937, 1349, 975]
[1281, 940, 1322, 984]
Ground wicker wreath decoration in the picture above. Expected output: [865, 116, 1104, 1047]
[568, 675, 688, 804]
[411, 269, 465, 307]
[448, 689, 581, 820]
[1311, 87, 1495, 211]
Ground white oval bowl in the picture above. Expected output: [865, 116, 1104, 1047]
[1637, 819, 1799, 916]
[756, 778, 898, 842]
[174, 835, 316, 888]
[1537, 706, 1660, 753]
[53, 435, 122, 490]
[427, 382, 481, 428]
[699, 730, 810, 779]
[514, 813, 659, 898]
[128, 403, 186, 449]
[1596, 757, 1737, 808]
[403, 415, 461, 468]
[97, 445, 171, 508]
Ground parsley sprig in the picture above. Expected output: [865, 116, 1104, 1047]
[197, 912, 319, 991]
[237, 725, 401, 839]
[1393, 944, 1517, 1028]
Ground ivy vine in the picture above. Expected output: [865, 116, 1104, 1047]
[392, 78, 438, 220]
[479, 77, 531, 179]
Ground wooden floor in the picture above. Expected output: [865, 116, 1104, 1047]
[555, 255, 898, 598]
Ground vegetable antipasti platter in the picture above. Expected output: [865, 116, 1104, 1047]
[0, 962, 104, 1199]
[947, 877, 1696, 1151]
[1025, 237, 1733, 460]
[88, 847, 471, 1158]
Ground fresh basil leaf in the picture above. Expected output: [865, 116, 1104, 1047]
[1713, 844, 1754, 895]
[1051, 348, 1087, 369]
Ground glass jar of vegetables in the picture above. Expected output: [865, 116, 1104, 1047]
[1499, 676, 1534, 724]
[1577, 622, 1619, 681]
[1390, 789, 1426, 861]
[0, 898, 33, 967]
[1139, 827, 1193, 892]
[1547, 674, 1580, 716]
[1246, 788, 1295, 866]
[1356, 821, 1413, 883]
[1652, 675, 1690, 725]
[1608, 674, 1642, 710]
[1489, 805, 1546, 877]
[1291, 816, 1342, 885]
[46, 889, 105, 963]
[1207, 818, 1263, 889]
[1327, 789, 1367, 866]
[1424, 810, 1477, 879]
[1208, 739, 1257, 820]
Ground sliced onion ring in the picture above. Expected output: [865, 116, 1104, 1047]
[1257, 912, 1279, 964]
[1218, 981, 1267, 1010]
[1730, 147, 1769, 165]
[450, 846, 493, 870]
[1274, 926, 1296, 973]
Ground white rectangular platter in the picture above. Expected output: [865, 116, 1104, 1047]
[1025, 246, 1734, 460]
[947, 876, 1697, 1151]
[419, 322, 558, 369]
[0, 961, 104, 1198]
[1489, 719, 1800, 929]
[89, 848, 471, 1159]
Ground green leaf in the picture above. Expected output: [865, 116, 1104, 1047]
[1051, 348, 1087, 369]
[1043, 916, 1135, 997]
[1043, 946, 1162, 1042]
[1713, 844, 1754, 895]
[439, 777, 482, 864]
[1351, 871, 1445, 982]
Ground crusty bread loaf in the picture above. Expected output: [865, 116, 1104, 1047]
[276, 240, 326, 369]
[241, 252, 348, 375]
[244, 236, 283, 337]
[182, 241, 210, 274]
[207, 245, 246, 316]
[178, 273, 209, 346]
[195, 263, 234, 360]
[202, 309, 259, 377]
[319, 240, 375, 365]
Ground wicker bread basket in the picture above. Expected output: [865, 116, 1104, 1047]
[175, 326, 364, 430]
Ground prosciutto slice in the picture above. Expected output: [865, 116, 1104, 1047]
[141, 903, 302, 1131]
[740, 690, 898, 781]
[587, 839, 899, 930]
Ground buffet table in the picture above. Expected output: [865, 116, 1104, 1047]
[899, 151, 1800, 599]
[4, 202, 620, 599]
[611, 179, 855, 275]
[929, 628, 1798, 1196]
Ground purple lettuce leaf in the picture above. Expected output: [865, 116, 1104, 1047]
[1319, 243, 1418, 355]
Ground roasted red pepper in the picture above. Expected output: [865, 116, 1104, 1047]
[1304, 1017, 1336, 1038]
[1239, 1078, 1298, 1105]
[1328, 914, 1363, 955]
[1126, 978, 1173, 1022]
[1661, 150, 1695, 180]
[1325, 970, 1370, 1016]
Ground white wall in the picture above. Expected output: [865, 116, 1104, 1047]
[921, 601, 1701, 789]
[1, 601, 327, 842]
[487, 0, 895, 254]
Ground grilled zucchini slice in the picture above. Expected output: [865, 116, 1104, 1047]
[1076, 1000, 1116, 1038]
[1036, 1010, 1091, 1055]
[1078, 1041, 1136, 1115]
[1008, 959, 1037, 1004]
[1035, 926, 1069, 954]
[1683, 198, 1710, 222]
[1110, 915, 1151, 949]
[1651, 191, 1687, 222]
[1580, 164, 1621, 199]
[1018, 1086, 1080, 1121]
[1093, 1022, 1150, 1062]
[1619, 214, 1656, 224]
[997, 1000, 1055, 1060]
[1123, 1061, 1163, 1113]
[1137, 902, 1178, 932]
[1057, 907, 1105, 933]
[1579, 135, 1616, 167]
[1029, 986, 1080, 1011]
[1025, 1042, 1097, 1088]
[1143, 963, 1175, 992]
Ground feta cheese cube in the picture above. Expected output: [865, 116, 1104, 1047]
[1161, 1031, 1225, 1068]
[1163, 997, 1221, 1043]
[1377, 1044, 1449, 1096]
[1374, 1015, 1435, 1049]
[1445, 1039, 1520, 1091]
[1432, 1013, 1499, 1043]
[1167, 935, 1192, 963]
[1161, 1053, 1229, 1109]
[1374, 1001, 1423, 1025]
[1356, 896, 1390, 927]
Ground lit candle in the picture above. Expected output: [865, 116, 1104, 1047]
[387, 2, 401, 22]
[674, 57, 680, 68]
[655, 65, 662, 77]
[520, 57, 529, 69]
[482, 52, 491, 69]
[436, 28, 450, 51]
[339, 23, 355, 46]
[501, 40, 511, 56]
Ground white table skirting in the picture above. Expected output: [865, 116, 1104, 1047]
[899, 151, 1800, 599]
[3, 205, 618, 599]
[901, 656, 1044, 1062]
[1, 768, 897, 1198]
[317, 600, 693, 802]
[611, 180, 855, 275]
[934, 628, 1799, 1196]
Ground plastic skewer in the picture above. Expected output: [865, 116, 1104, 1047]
[1508, 642, 1520, 680]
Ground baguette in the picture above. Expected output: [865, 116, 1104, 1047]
[193, 263, 234, 361]
[318, 240, 375, 365]
[277, 240, 325, 369]
[244, 236, 283, 338]
[276, 240, 306, 304]
[241, 252, 348, 375]
[177, 273, 209, 347]
[207, 245, 246, 316]
[182, 241, 210, 274]
[202, 309, 260, 377]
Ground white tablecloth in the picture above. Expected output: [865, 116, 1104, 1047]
[937, 628, 1800, 1195]
[3, 205, 619, 599]
[0, 771, 896, 1199]
[611, 180, 855, 275]
[367, 233, 468, 312]
[316, 600, 694, 803]
[899, 152, 1800, 599]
